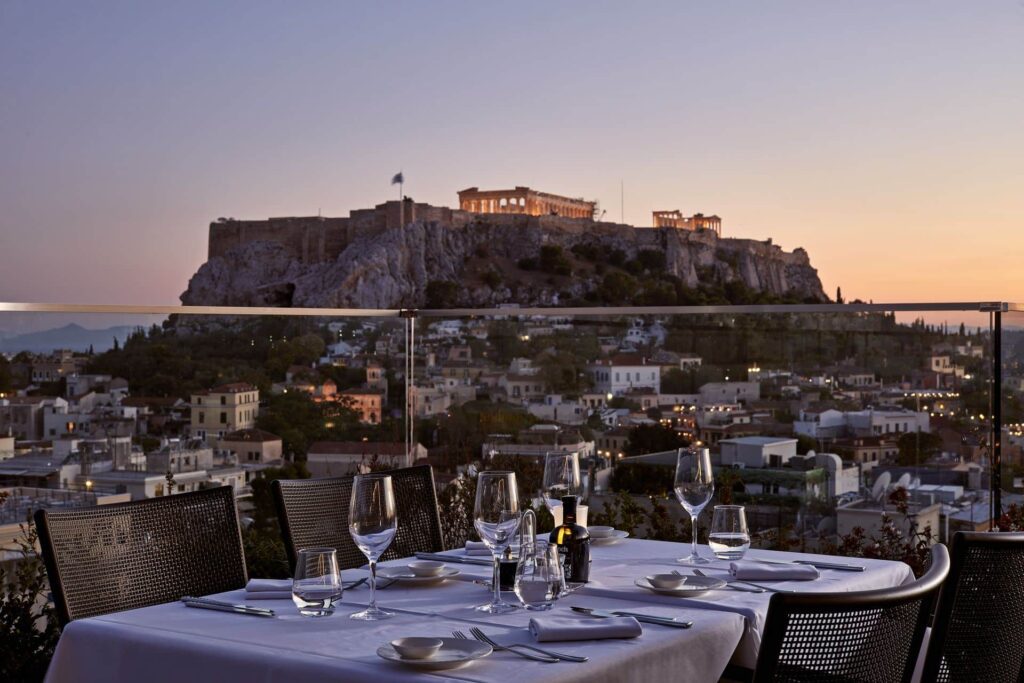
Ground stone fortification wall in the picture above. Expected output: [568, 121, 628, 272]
[208, 201, 464, 264]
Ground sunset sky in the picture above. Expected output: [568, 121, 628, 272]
[1, 1, 1021, 311]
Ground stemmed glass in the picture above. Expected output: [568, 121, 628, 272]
[348, 473, 397, 620]
[674, 447, 715, 565]
[474, 470, 521, 614]
[542, 451, 581, 527]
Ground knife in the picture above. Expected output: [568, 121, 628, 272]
[181, 596, 275, 617]
[570, 606, 692, 628]
[415, 552, 492, 566]
[756, 558, 866, 572]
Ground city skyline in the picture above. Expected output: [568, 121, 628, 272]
[1, 1, 1022, 309]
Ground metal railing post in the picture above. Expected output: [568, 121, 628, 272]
[992, 307, 1003, 526]
[401, 309, 417, 463]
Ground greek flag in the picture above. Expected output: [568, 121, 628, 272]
[391, 172, 404, 185]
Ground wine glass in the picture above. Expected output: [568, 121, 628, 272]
[292, 547, 343, 617]
[542, 451, 581, 528]
[674, 447, 715, 565]
[348, 474, 397, 620]
[474, 470, 521, 614]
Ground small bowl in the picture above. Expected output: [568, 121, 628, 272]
[391, 637, 444, 660]
[408, 560, 445, 577]
[647, 573, 687, 590]
[588, 525, 615, 538]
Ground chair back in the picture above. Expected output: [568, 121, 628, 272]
[35, 486, 247, 626]
[753, 544, 950, 683]
[921, 531, 1024, 682]
[273, 464, 444, 572]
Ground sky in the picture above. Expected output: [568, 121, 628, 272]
[1, 1, 1022, 315]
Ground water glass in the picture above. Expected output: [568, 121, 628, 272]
[709, 505, 751, 561]
[474, 470, 521, 614]
[514, 542, 562, 611]
[348, 474, 397, 620]
[292, 547, 343, 617]
[674, 447, 715, 565]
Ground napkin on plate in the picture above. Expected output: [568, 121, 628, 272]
[244, 578, 292, 600]
[529, 615, 642, 642]
[729, 561, 820, 581]
[465, 541, 492, 556]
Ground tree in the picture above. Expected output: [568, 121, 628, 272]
[624, 424, 689, 456]
[0, 356, 12, 394]
[539, 245, 571, 276]
[896, 431, 944, 466]
[836, 286, 844, 304]
[425, 280, 460, 308]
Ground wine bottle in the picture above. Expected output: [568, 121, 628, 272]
[548, 495, 590, 583]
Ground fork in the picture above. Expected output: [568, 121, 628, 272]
[450, 630, 558, 663]
[689, 569, 765, 593]
[469, 626, 588, 662]
[691, 569, 789, 593]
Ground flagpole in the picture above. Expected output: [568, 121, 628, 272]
[399, 170, 404, 228]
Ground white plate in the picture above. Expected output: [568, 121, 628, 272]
[634, 575, 726, 596]
[377, 565, 460, 584]
[377, 637, 492, 671]
[591, 530, 629, 545]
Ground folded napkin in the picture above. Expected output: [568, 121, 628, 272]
[729, 561, 820, 581]
[244, 578, 292, 600]
[465, 541, 492, 556]
[529, 615, 642, 642]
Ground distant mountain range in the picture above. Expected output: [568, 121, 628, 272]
[0, 324, 135, 354]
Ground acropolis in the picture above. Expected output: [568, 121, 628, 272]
[206, 186, 723, 264]
[457, 186, 596, 219]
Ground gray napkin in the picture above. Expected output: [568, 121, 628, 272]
[244, 578, 292, 600]
[729, 561, 820, 581]
[529, 615, 642, 642]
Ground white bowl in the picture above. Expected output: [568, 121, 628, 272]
[408, 560, 445, 577]
[391, 637, 444, 660]
[588, 525, 615, 538]
[647, 573, 687, 590]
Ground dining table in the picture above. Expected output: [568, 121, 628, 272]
[44, 538, 915, 683]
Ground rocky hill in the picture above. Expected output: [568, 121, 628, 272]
[181, 215, 828, 309]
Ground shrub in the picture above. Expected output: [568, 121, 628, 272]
[0, 512, 61, 681]
[516, 257, 537, 271]
[637, 249, 667, 272]
[539, 245, 571, 276]
[425, 280, 460, 308]
[481, 270, 502, 289]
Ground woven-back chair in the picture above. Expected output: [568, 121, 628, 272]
[752, 544, 950, 683]
[35, 486, 247, 626]
[920, 531, 1024, 682]
[273, 464, 444, 571]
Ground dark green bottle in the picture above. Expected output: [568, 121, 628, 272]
[549, 495, 590, 583]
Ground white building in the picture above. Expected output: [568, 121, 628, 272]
[527, 395, 587, 425]
[587, 354, 660, 396]
[698, 382, 760, 406]
[720, 436, 798, 469]
[794, 407, 930, 439]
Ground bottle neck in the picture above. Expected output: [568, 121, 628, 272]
[562, 496, 577, 525]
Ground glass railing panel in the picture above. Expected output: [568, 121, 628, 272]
[415, 306, 994, 570]
[999, 307, 1024, 531]
[0, 308, 405, 576]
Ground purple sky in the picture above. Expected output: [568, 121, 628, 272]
[1, 1, 1022, 309]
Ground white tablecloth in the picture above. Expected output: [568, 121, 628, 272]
[44, 539, 911, 682]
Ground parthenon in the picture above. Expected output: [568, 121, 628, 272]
[652, 210, 722, 236]
[458, 186, 596, 219]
